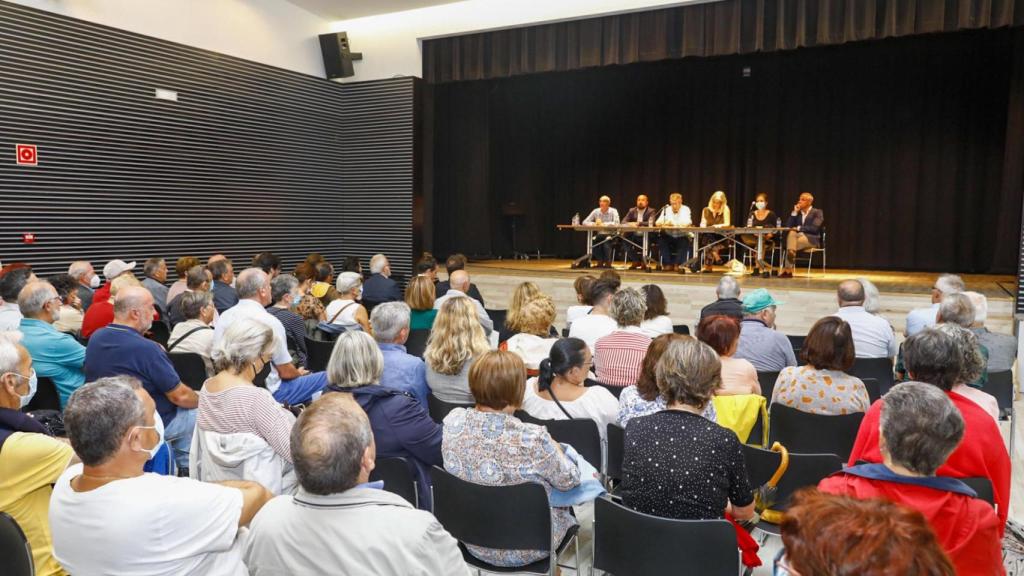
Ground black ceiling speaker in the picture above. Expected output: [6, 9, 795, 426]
[319, 32, 363, 79]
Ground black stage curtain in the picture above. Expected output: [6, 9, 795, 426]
[432, 29, 1024, 273]
[423, 0, 1024, 83]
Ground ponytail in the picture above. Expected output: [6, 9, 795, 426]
[538, 358, 555, 391]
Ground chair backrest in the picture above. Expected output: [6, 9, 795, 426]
[860, 377, 880, 403]
[168, 352, 209, 391]
[147, 320, 170, 347]
[404, 329, 430, 358]
[23, 375, 61, 412]
[672, 324, 690, 335]
[561, 327, 570, 338]
[485, 308, 507, 334]
[769, 403, 864, 462]
[430, 466, 551, 550]
[427, 394, 473, 424]
[986, 370, 1014, 417]
[369, 457, 418, 508]
[515, 412, 603, 471]
[848, 357, 894, 395]
[756, 371, 780, 401]
[303, 336, 336, 372]
[786, 334, 805, 356]
[960, 476, 996, 509]
[606, 423, 625, 483]
[589, 380, 623, 399]
[742, 445, 842, 511]
[0, 512, 34, 576]
[593, 497, 738, 576]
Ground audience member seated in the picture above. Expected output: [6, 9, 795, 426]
[834, 279, 896, 358]
[372, 302, 429, 409]
[847, 328, 1011, 529]
[324, 331, 442, 508]
[415, 252, 440, 283]
[214, 268, 325, 406]
[898, 294, 988, 389]
[434, 270, 493, 335]
[341, 255, 363, 274]
[361, 253, 403, 305]
[501, 281, 546, 343]
[91, 259, 136, 308]
[293, 252, 325, 281]
[442, 350, 581, 568]
[858, 277, 884, 315]
[86, 286, 198, 470]
[405, 275, 438, 330]
[932, 323, 999, 421]
[292, 258, 316, 295]
[638, 284, 673, 338]
[324, 272, 372, 333]
[166, 256, 199, 305]
[18, 281, 86, 407]
[50, 376, 272, 575]
[167, 291, 216, 376]
[436, 253, 486, 306]
[296, 293, 326, 338]
[68, 260, 99, 311]
[265, 274, 308, 368]
[424, 297, 490, 404]
[0, 331, 75, 576]
[698, 315, 760, 395]
[964, 290, 1017, 373]
[504, 295, 559, 371]
[243, 393, 467, 575]
[905, 273, 964, 336]
[141, 257, 169, 313]
[521, 337, 618, 442]
[166, 264, 214, 328]
[310, 261, 340, 307]
[699, 276, 743, 322]
[0, 266, 36, 331]
[772, 316, 868, 415]
[81, 274, 142, 339]
[208, 258, 239, 314]
[565, 274, 596, 328]
[192, 319, 297, 495]
[734, 288, 797, 372]
[48, 273, 85, 337]
[568, 278, 618, 353]
[251, 251, 282, 278]
[777, 490, 956, 576]
[619, 334, 717, 425]
[620, 338, 755, 523]
[594, 288, 652, 387]
[818, 382, 1001, 575]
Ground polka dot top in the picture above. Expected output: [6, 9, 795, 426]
[620, 410, 754, 520]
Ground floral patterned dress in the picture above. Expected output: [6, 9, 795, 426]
[618, 386, 717, 427]
[441, 408, 580, 567]
[770, 366, 870, 415]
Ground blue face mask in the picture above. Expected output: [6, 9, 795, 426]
[133, 415, 165, 460]
[773, 549, 797, 576]
[290, 292, 303, 308]
[6, 369, 37, 409]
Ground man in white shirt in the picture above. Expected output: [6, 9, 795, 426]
[0, 267, 36, 331]
[834, 280, 897, 358]
[655, 192, 693, 271]
[568, 278, 619, 353]
[215, 268, 325, 405]
[905, 273, 964, 337]
[433, 270, 493, 335]
[50, 376, 272, 576]
[582, 195, 620, 268]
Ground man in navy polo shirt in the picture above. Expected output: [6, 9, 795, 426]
[85, 286, 198, 470]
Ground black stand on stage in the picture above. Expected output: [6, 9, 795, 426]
[502, 202, 531, 260]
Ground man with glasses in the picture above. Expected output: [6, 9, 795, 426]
[17, 281, 86, 408]
[905, 274, 965, 337]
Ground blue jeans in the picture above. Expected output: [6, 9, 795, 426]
[658, 234, 692, 266]
[164, 407, 196, 470]
[273, 371, 328, 405]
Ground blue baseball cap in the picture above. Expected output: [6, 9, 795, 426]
[743, 288, 783, 314]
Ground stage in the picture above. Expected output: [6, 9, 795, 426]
[465, 259, 1017, 337]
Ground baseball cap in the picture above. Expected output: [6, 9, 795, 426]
[103, 259, 136, 280]
[742, 288, 783, 314]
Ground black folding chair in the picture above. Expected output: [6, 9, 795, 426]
[849, 357, 894, 398]
[427, 394, 473, 424]
[23, 375, 61, 412]
[146, 320, 170, 348]
[986, 370, 1015, 455]
[742, 445, 843, 536]
[404, 329, 430, 358]
[303, 336, 336, 372]
[861, 377, 880, 404]
[672, 324, 690, 335]
[369, 456, 418, 508]
[168, 352, 209, 391]
[430, 466, 579, 575]
[561, 327, 570, 337]
[515, 412, 603, 471]
[485, 308, 507, 335]
[756, 371, 780, 401]
[0, 512, 32, 576]
[606, 423, 625, 488]
[585, 379, 624, 399]
[592, 496, 738, 576]
[769, 403, 864, 462]
[786, 334, 805, 357]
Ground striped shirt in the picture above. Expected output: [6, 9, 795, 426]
[266, 306, 309, 368]
[197, 385, 296, 462]
[594, 327, 652, 387]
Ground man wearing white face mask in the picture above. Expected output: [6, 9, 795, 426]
[18, 281, 87, 408]
[50, 375, 273, 576]
[68, 260, 99, 311]
[0, 330, 77, 576]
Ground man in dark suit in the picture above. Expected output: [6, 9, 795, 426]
[208, 258, 239, 313]
[435, 253, 485, 306]
[780, 192, 824, 278]
[622, 194, 658, 269]
[361, 254, 403, 306]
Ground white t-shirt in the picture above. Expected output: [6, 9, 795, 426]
[214, 299, 290, 393]
[565, 305, 592, 327]
[522, 378, 620, 442]
[324, 298, 361, 329]
[639, 315, 673, 338]
[568, 313, 618, 354]
[50, 464, 246, 576]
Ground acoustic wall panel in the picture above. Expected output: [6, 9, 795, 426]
[0, 1, 417, 280]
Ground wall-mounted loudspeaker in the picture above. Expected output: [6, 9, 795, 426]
[319, 32, 363, 79]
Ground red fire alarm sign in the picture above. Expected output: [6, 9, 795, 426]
[22, 233, 36, 244]
[16, 144, 37, 166]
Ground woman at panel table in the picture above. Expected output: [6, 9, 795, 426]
[740, 192, 779, 277]
[699, 190, 731, 272]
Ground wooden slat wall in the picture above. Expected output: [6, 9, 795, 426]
[0, 1, 416, 280]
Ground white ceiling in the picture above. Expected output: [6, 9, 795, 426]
[286, 0, 461, 21]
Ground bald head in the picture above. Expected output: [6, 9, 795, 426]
[292, 392, 375, 495]
[114, 286, 155, 333]
[449, 270, 470, 292]
[837, 280, 865, 307]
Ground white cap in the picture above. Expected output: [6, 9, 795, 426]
[103, 259, 136, 280]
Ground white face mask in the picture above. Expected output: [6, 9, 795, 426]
[5, 369, 37, 409]
[133, 415, 165, 460]
[89, 275, 101, 289]
[755, 201, 767, 210]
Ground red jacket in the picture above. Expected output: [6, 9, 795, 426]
[820, 465, 1004, 576]
[847, 391, 1011, 532]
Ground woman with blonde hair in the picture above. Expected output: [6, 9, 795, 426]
[700, 190, 732, 270]
[503, 282, 552, 342]
[405, 275, 438, 330]
[424, 296, 491, 403]
[503, 295, 559, 371]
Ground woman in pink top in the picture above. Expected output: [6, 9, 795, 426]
[697, 315, 760, 395]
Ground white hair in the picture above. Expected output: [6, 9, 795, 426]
[335, 271, 363, 295]
[716, 276, 740, 299]
[18, 281, 57, 317]
[369, 254, 388, 275]
[236, 268, 269, 299]
[327, 331, 383, 389]
[0, 331, 24, 374]
[212, 318, 276, 373]
[370, 301, 410, 343]
[963, 291, 987, 324]
[857, 278, 882, 314]
[935, 274, 965, 296]
[68, 261, 92, 280]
